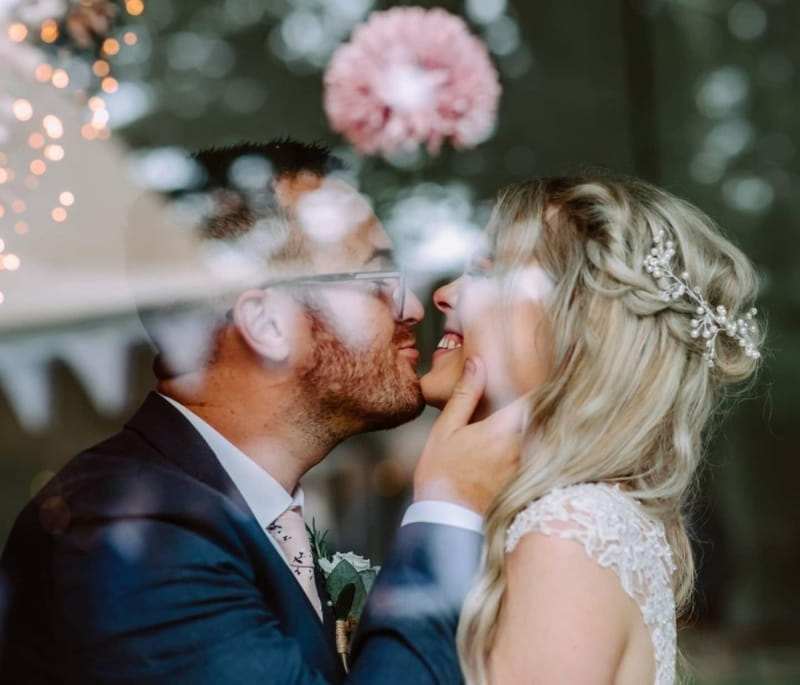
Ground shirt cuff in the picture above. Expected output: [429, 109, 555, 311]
[401, 500, 484, 533]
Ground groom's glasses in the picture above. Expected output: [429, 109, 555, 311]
[235, 269, 407, 318]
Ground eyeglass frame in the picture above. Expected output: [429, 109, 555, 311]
[226, 269, 407, 319]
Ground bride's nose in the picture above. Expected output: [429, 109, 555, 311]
[433, 277, 460, 314]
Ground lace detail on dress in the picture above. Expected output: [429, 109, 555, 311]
[506, 483, 677, 685]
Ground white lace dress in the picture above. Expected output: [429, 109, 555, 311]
[506, 482, 677, 685]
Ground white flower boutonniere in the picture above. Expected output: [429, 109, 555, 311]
[308, 522, 380, 673]
[318, 551, 374, 575]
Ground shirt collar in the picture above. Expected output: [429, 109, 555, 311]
[158, 393, 302, 528]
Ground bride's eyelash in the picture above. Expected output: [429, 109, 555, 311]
[464, 261, 492, 278]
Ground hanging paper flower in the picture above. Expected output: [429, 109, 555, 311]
[323, 7, 501, 157]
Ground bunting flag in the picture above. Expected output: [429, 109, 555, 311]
[0, 349, 54, 433]
[58, 320, 140, 416]
[0, 319, 147, 431]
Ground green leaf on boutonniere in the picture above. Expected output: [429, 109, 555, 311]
[326, 560, 366, 620]
[334, 582, 355, 619]
[358, 568, 377, 596]
[350, 569, 375, 618]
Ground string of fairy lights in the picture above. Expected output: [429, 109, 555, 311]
[0, 0, 146, 307]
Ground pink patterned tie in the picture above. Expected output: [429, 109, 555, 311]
[267, 506, 323, 620]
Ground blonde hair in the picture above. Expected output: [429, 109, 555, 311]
[457, 176, 763, 683]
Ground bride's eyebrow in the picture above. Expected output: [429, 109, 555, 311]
[465, 252, 493, 269]
[468, 249, 490, 262]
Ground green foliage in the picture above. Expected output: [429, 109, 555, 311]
[307, 519, 330, 562]
[325, 559, 367, 620]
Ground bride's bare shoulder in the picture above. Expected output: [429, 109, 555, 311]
[489, 529, 639, 682]
[488, 484, 657, 684]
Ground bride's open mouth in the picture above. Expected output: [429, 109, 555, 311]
[432, 331, 463, 360]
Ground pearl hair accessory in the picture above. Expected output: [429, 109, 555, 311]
[643, 228, 760, 368]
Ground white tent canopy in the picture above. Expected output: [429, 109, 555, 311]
[0, 35, 258, 430]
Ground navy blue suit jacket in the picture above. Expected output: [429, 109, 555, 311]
[0, 393, 481, 684]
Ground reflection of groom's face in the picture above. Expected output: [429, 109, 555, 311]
[282, 175, 426, 432]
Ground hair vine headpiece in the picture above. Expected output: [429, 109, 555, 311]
[643, 228, 760, 368]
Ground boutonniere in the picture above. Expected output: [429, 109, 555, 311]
[308, 521, 380, 673]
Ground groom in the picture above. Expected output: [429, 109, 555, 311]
[0, 140, 518, 683]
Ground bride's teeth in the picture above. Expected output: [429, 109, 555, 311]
[436, 335, 462, 350]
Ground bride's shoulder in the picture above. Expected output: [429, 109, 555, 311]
[501, 483, 677, 684]
[505, 482, 668, 558]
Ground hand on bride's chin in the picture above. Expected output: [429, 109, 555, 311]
[414, 358, 525, 514]
[424, 388, 491, 421]
[456, 385, 513, 423]
[422, 374, 499, 420]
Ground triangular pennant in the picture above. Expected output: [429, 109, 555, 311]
[58, 321, 143, 417]
[0, 358, 53, 433]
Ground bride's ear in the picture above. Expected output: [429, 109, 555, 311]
[231, 289, 296, 363]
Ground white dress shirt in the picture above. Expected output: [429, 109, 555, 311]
[160, 394, 483, 567]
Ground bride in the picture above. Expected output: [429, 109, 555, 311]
[419, 176, 762, 684]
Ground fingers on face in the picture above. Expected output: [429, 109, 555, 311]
[436, 357, 486, 431]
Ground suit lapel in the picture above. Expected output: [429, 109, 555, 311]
[125, 392, 249, 511]
[125, 393, 343, 679]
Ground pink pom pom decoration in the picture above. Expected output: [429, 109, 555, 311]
[323, 7, 501, 157]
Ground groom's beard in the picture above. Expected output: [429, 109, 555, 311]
[299, 311, 424, 436]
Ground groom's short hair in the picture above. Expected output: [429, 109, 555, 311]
[195, 139, 340, 187]
[139, 138, 345, 379]
[192, 139, 343, 246]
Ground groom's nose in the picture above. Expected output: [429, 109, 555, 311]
[397, 286, 424, 325]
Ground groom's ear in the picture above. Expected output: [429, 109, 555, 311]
[232, 289, 298, 364]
